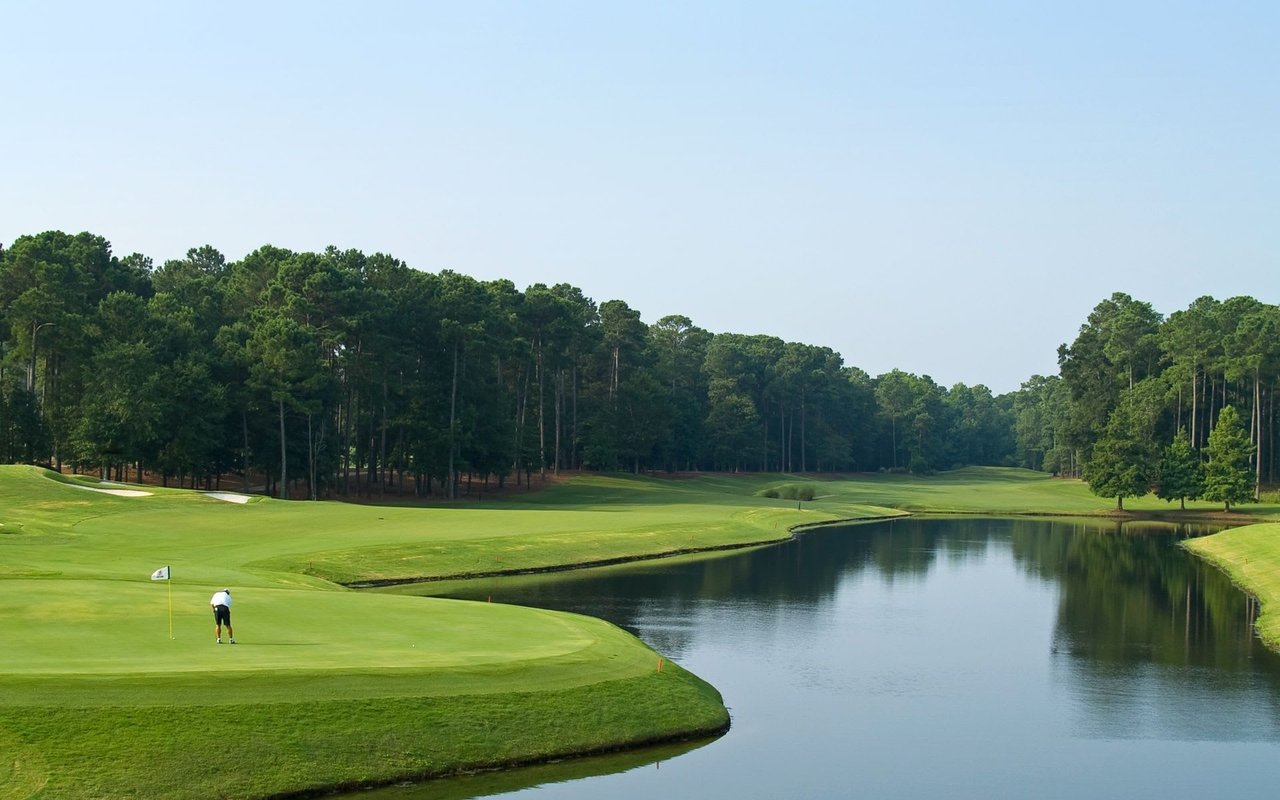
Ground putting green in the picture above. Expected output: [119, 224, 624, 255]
[3, 580, 652, 690]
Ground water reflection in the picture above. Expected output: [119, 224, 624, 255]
[368, 518, 1280, 799]
[348, 739, 714, 800]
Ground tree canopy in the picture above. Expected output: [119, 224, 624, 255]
[1016, 291, 1280, 506]
[1, 230, 1023, 496]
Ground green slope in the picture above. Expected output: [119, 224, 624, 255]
[1184, 523, 1280, 649]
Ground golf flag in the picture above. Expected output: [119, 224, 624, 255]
[151, 566, 174, 639]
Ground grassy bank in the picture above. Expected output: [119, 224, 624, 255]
[4, 464, 1278, 798]
[1184, 523, 1280, 649]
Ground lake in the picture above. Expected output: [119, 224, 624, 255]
[357, 517, 1280, 799]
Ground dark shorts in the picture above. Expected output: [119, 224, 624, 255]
[213, 605, 231, 626]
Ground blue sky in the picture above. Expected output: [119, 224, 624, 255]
[2, 1, 1276, 392]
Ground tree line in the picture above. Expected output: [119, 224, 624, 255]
[0, 231, 1016, 497]
[1008, 292, 1278, 509]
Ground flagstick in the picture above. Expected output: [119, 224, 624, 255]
[168, 575, 174, 640]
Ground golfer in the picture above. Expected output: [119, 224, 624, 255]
[210, 588, 235, 644]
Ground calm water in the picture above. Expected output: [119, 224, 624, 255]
[358, 518, 1280, 800]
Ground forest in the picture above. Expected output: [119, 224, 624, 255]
[0, 231, 1274, 503]
[1021, 291, 1278, 509]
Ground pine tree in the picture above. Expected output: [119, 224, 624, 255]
[1084, 396, 1157, 511]
[1155, 427, 1204, 510]
[1203, 405, 1255, 512]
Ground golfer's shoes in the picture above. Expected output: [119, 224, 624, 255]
[229, 638, 236, 644]
[216, 638, 222, 644]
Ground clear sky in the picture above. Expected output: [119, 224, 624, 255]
[3, 1, 1276, 393]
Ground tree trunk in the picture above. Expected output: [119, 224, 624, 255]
[1176, 384, 1183, 436]
[1255, 370, 1262, 501]
[779, 399, 785, 472]
[1269, 384, 1276, 485]
[395, 429, 406, 496]
[514, 363, 528, 478]
[1198, 373, 1208, 450]
[379, 379, 388, 495]
[278, 397, 287, 500]
[890, 416, 898, 469]
[572, 362, 579, 469]
[554, 368, 563, 474]
[537, 336, 545, 478]
[342, 378, 353, 496]
[307, 412, 318, 501]
[448, 339, 459, 500]
[801, 394, 807, 473]
[241, 409, 250, 491]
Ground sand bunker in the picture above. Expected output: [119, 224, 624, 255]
[65, 484, 153, 498]
[204, 492, 251, 504]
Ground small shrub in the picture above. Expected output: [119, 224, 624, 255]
[754, 484, 815, 501]
[908, 456, 932, 476]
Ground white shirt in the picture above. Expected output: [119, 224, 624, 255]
[210, 590, 231, 607]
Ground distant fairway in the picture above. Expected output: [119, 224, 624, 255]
[2, 464, 1276, 798]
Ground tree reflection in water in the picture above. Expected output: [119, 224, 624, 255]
[367, 517, 1280, 800]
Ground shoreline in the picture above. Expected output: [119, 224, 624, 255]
[344, 513, 901, 588]
[344, 507, 1252, 590]
[270, 726, 730, 800]
[1182, 523, 1280, 651]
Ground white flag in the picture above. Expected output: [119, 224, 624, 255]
[151, 566, 170, 581]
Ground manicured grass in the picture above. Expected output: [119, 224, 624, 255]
[3, 463, 1277, 798]
[778, 466, 1280, 517]
[0, 466, 732, 799]
[3, 670, 725, 799]
[1184, 523, 1280, 649]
